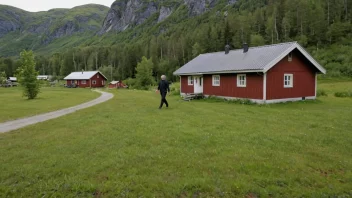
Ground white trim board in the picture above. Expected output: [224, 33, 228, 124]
[263, 73, 267, 101]
[315, 73, 318, 98]
[175, 70, 263, 76]
[265, 96, 316, 104]
[203, 95, 316, 104]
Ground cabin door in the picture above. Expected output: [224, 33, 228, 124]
[194, 76, 203, 94]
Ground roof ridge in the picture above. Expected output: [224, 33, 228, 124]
[199, 41, 297, 56]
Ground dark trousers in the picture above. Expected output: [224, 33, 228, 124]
[159, 92, 169, 108]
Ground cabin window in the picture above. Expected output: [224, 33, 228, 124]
[97, 74, 100, 78]
[237, 74, 246, 87]
[288, 53, 293, 62]
[102, 80, 105, 85]
[188, 76, 193, 85]
[284, 74, 293, 88]
[212, 75, 220, 86]
[92, 80, 97, 85]
[81, 80, 86, 85]
[71, 80, 74, 84]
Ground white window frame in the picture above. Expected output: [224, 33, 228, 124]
[188, 76, 193, 85]
[92, 80, 97, 85]
[288, 52, 293, 62]
[212, 75, 220, 87]
[237, 74, 246, 87]
[102, 80, 105, 85]
[97, 74, 100, 78]
[81, 80, 87, 85]
[284, 74, 293, 88]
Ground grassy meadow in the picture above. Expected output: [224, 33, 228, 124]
[0, 81, 351, 197]
[0, 87, 100, 122]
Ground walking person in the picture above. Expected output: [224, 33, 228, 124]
[157, 75, 170, 109]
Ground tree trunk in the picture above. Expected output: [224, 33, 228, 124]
[345, 0, 348, 21]
[274, 13, 279, 41]
[73, 52, 77, 71]
[271, 30, 274, 44]
[327, 0, 330, 25]
[95, 52, 98, 71]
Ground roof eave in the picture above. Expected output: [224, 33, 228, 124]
[174, 69, 264, 76]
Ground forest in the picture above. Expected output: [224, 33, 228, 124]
[0, 0, 351, 83]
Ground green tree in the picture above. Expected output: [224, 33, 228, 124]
[16, 50, 40, 99]
[0, 71, 7, 85]
[192, 42, 204, 58]
[250, 34, 265, 46]
[135, 56, 155, 90]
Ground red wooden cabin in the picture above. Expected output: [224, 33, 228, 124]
[174, 42, 326, 104]
[64, 71, 107, 88]
[108, 81, 128, 89]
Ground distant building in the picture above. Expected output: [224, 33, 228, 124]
[108, 81, 128, 89]
[64, 71, 107, 88]
[37, 75, 51, 80]
[8, 77, 17, 82]
[174, 42, 326, 104]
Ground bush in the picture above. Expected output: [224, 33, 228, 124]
[317, 89, 328, 97]
[170, 82, 180, 95]
[124, 78, 137, 88]
[334, 91, 352, 98]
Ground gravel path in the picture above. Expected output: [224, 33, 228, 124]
[0, 90, 114, 133]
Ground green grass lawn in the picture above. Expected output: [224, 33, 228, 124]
[0, 87, 100, 122]
[0, 81, 351, 197]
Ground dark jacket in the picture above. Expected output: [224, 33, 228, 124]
[158, 80, 170, 93]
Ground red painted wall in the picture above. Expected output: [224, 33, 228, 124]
[203, 73, 263, 99]
[66, 73, 106, 88]
[180, 76, 194, 94]
[266, 50, 316, 100]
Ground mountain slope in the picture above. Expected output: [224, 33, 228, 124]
[0, 4, 109, 56]
[0, 0, 351, 80]
[0, 0, 240, 57]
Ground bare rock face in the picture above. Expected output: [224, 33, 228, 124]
[0, 20, 21, 37]
[0, 9, 23, 37]
[228, 0, 238, 5]
[183, 0, 218, 16]
[158, 6, 173, 23]
[99, 0, 159, 34]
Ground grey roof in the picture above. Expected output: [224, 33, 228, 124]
[174, 42, 326, 75]
[64, 71, 108, 80]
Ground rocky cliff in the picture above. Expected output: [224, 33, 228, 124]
[99, 0, 237, 34]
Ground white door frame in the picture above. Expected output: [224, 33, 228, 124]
[193, 76, 203, 94]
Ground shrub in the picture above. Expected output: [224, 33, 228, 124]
[334, 91, 352, 98]
[317, 89, 328, 97]
[170, 82, 180, 95]
[124, 78, 137, 88]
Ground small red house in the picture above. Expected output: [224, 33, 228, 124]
[173, 42, 326, 104]
[64, 71, 107, 88]
[108, 81, 128, 89]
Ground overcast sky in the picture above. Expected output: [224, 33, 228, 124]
[0, 0, 114, 12]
